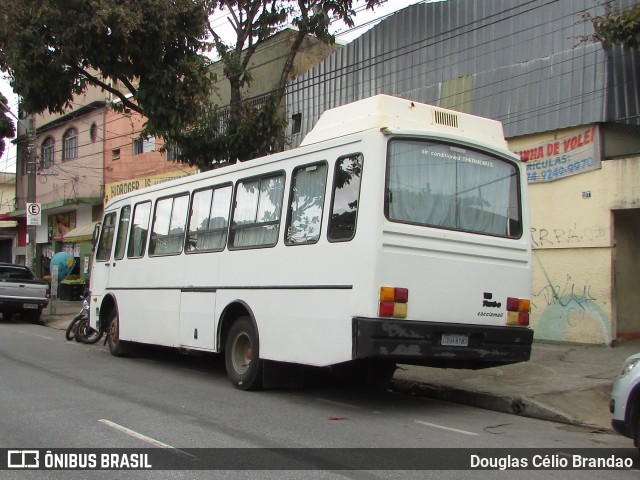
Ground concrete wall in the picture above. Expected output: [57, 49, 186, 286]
[210, 29, 341, 105]
[510, 127, 640, 344]
[103, 108, 193, 188]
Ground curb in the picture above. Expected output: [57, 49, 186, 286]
[390, 378, 614, 433]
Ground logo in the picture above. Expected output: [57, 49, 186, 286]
[8, 450, 39, 468]
[482, 292, 501, 308]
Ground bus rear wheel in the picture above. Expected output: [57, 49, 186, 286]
[225, 316, 262, 391]
[107, 310, 127, 357]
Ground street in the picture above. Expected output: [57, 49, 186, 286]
[0, 320, 637, 479]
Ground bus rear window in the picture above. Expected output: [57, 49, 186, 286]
[386, 140, 522, 238]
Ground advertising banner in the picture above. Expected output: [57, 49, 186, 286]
[514, 126, 600, 183]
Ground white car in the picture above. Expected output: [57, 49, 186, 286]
[611, 353, 640, 450]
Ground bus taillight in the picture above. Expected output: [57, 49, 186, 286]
[379, 286, 408, 318]
[506, 297, 530, 326]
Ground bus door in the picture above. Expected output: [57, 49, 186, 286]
[92, 212, 118, 296]
[179, 290, 217, 349]
[178, 184, 231, 349]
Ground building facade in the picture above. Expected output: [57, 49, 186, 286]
[0, 172, 17, 262]
[103, 107, 196, 206]
[12, 88, 106, 281]
[286, 0, 640, 344]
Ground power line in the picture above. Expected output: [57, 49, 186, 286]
[6, 0, 631, 188]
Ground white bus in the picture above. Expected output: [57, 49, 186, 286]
[90, 95, 532, 390]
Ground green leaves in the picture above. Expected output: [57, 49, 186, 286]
[584, 4, 640, 50]
[0, 0, 385, 171]
[0, 92, 16, 160]
[1, 0, 211, 125]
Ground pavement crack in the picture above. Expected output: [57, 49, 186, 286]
[483, 422, 512, 434]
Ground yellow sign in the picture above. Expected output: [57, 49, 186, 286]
[105, 169, 196, 204]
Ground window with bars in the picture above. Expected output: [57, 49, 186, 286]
[41, 137, 55, 168]
[62, 128, 78, 161]
[133, 136, 156, 155]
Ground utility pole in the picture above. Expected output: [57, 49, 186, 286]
[25, 115, 37, 270]
[0, 99, 38, 270]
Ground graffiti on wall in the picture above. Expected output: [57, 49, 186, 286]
[532, 259, 611, 344]
[531, 224, 608, 248]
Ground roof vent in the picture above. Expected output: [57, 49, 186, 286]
[434, 110, 459, 128]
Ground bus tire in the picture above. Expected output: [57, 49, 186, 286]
[107, 309, 128, 357]
[225, 316, 262, 391]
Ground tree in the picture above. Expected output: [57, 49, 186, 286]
[0, 93, 16, 160]
[0, 0, 213, 138]
[583, 3, 640, 50]
[0, 0, 386, 171]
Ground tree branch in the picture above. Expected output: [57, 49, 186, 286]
[73, 66, 143, 114]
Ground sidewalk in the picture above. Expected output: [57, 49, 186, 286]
[41, 301, 639, 432]
[393, 339, 639, 432]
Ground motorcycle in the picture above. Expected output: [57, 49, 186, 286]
[65, 290, 103, 344]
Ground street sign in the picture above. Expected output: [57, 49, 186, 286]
[26, 203, 41, 226]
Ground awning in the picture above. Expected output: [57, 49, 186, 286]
[62, 221, 99, 243]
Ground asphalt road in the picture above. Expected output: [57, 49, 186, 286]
[0, 321, 636, 480]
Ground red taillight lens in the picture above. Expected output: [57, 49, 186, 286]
[379, 301, 395, 317]
[394, 288, 409, 303]
[507, 297, 520, 311]
[518, 312, 529, 326]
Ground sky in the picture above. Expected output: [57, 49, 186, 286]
[0, 1, 429, 173]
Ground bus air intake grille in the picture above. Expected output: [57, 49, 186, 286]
[434, 110, 459, 128]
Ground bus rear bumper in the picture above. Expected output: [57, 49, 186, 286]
[352, 317, 533, 369]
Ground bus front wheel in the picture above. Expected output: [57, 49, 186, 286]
[225, 316, 262, 391]
[107, 310, 127, 357]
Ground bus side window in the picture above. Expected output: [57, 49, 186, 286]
[127, 201, 151, 258]
[186, 185, 232, 253]
[96, 213, 117, 262]
[149, 194, 189, 256]
[230, 173, 285, 249]
[286, 162, 328, 245]
[328, 154, 363, 242]
[113, 206, 131, 260]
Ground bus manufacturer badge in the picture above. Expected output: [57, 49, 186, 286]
[482, 292, 501, 308]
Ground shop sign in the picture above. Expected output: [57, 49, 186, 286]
[513, 126, 601, 183]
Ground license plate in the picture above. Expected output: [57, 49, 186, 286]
[23, 303, 39, 310]
[441, 333, 469, 347]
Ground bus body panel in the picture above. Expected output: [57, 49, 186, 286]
[179, 290, 217, 350]
[214, 288, 354, 366]
[377, 227, 531, 325]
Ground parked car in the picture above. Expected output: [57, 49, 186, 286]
[611, 352, 640, 450]
[0, 263, 50, 323]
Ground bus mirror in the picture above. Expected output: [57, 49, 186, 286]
[92, 223, 101, 250]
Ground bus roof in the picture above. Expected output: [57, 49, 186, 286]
[105, 95, 510, 210]
[300, 95, 508, 149]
